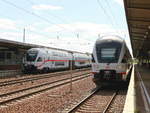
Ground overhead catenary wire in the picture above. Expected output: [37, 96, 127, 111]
[104, 0, 132, 54]
[1, 26, 55, 41]
[0, 15, 91, 47]
[1, 0, 75, 33]
[27, 0, 72, 24]
[0, 11, 55, 41]
[1, 0, 94, 44]
[97, 0, 121, 35]
[27, 0, 34, 5]
[105, 0, 124, 36]
[0, 11, 90, 46]
[26, 0, 80, 37]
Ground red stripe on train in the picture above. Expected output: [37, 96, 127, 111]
[37, 59, 89, 67]
[37, 60, 68, 67]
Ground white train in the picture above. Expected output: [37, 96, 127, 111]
[92, 35, 132, 86]
[23, 48, 91, 73]
[73, 53, 91, 68]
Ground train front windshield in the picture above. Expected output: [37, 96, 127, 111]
[26, 51, 38, 61]
[100, 48, 119, 63]
[96, 41, 122, 63]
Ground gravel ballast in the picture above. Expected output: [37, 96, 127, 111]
[0, 75, 96, 113]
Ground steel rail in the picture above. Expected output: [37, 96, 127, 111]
[0, 73, 90, 98]
[0, 68, 89, 87]
[67, 87, 100, 113]
[103, 90, 118, 113]
[0, 74, 91, 106]
[67, 89, 119, 113]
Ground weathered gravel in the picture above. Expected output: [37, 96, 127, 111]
[0, 75, 96, 113]
[106, 90, 127, 113]
[0, 69, 89, 83]
[0, 70, 90, 95]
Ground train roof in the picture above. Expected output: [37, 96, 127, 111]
[96, 35, 124, 44]
[73, 52, 90, 57]
[29, 48, 70, 54]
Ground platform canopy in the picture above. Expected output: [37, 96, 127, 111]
[124, 0, 150, 58]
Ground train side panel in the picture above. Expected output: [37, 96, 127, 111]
[23, 48, 91, 73]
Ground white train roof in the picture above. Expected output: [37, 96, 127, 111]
[96, 35, 124, 44]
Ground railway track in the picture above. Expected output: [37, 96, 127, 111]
[0, 73, 91, 106]
[0, 68, 89, 87]
[66, 88, 125, 113]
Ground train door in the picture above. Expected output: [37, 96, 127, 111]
[69, 60, 74, 70]
[50, 55, 55, 70]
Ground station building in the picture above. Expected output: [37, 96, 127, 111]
[0, 39, 42, 77]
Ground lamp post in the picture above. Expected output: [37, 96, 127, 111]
[69, 51, 73, 93]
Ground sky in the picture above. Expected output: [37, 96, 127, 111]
[0, 0, 132, 54]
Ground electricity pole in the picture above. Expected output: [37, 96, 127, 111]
[23, 28, 25, 43]
[77, 33, 79, 39]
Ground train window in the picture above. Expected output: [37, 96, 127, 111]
[0, 52, 5, 60]
[101, 48, 116, 58]
[6, 52, 11, 59]
[96, 47, 121, 63]
[26, 51, 38, 61]
[53, 52, 58, 56]
[55, 61, 64, 66]
[37, 57, 42, 62]
[48, 57, 50, 60]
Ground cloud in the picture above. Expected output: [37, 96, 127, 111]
[0, 18, 16, 30]
[43, 22, 131, 53]
[0, 32, 23, 42]
[44, 22, 123, 40]
[113, 0, 124, 6]
[0, 31, 50, 44]
[0, 21, 131, 53]
[45, 38, 94, 53]
[43, 22, 126, 52]
[32, 4, 63, 10]
[44, 22, 113, 34]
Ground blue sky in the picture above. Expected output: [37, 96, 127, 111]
[0, 0, 132, 53]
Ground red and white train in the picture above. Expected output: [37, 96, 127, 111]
[91, 35, 132, 86]
[23, 48, 91, 73]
